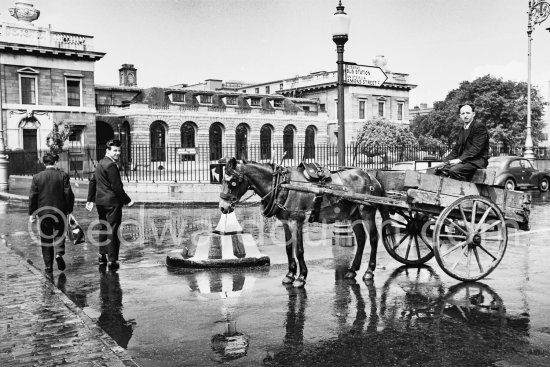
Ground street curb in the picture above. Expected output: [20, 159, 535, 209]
[0, 237, 140, 367]
[166, 254, 271, 268]
[0, 191, 245, 208]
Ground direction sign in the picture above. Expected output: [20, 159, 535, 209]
[344, 63, 388, 87]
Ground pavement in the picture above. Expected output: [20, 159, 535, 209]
[0, 235, 139, 366]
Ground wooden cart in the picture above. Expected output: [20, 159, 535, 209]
[283, 169, 531, 282]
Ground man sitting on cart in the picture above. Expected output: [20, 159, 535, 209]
[438, 103, 490, 181]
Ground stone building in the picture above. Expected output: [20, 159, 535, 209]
[0, 1, 104, 154]
[240, 56, 417, 144]
[95, 67, 328, 166]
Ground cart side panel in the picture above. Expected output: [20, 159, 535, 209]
[374, 170, 407, 191]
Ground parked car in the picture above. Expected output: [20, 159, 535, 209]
[391, 159, 444, 172]
[488, 156, 550, 192]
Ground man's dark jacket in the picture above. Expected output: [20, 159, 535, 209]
[29, 167, 75, 216]
[87, 157, 131, 207]
[444, 120, 490, 168]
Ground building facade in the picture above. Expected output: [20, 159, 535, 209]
[95, 69, 328, 167]
[0, 1, 104, 154]
[239, 57, 416, 144]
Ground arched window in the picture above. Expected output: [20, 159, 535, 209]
[235, 123, 249, 160]
[150, 121, 166, 162]
[120, 121, 131, 165]
[304, 125, 316, 159]
[95, 121, 114, 160]
[260, 124, 273, 160]
[283, 125, 295, 159]
[209, 123, 224, 161]
[181, 121, 196, 162]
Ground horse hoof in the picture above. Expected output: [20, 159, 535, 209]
[344, 271, 357, 279]
[362, 271, 374, 281]
[294, 279, 306, 288]
[282, 276, 295, 285]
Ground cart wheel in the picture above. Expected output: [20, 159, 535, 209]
[382, 209, 435, 265]
[440, 282, 505, 326]
[433, 196, 508, 281]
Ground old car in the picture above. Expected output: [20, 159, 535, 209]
[488, 156, 549, 192]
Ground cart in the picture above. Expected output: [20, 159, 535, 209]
[282, 168, 532, 282]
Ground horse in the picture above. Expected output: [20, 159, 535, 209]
[219, 158, 388, 288]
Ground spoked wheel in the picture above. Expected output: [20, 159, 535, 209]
[433, 196, 508, 281]
[382, 209, 435, 265]
[440, 282, 505, 326]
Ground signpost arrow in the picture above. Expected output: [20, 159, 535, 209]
[344, 63, 388, 87]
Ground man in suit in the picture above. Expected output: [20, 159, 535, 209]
[29, 153, 75, 273]
[442, 103, 490, 181]
[86, 139, 134, 269]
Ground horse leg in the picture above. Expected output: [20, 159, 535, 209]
[363, 209, 379, 281]
[293, 220, 308, 288]
[345, 213, 366, 279]
[282, 221, 297, 285]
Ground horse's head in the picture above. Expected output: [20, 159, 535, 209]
[219, 157, 250, 214]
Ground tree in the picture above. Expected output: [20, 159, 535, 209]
[410, 74, 546, 149]
[46, 122, 72, 154]
[353, 116, 418, 163]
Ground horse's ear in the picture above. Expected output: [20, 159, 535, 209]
[227, 157, 237, 168]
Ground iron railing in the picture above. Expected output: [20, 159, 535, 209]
[6, 143, 549, 183]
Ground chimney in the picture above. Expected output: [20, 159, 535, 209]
[119, 64, 137, 87]
[205, 79, 223, 91]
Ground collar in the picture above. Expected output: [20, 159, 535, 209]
[463, 120, 473, 129]
[105, 155, 116, 163]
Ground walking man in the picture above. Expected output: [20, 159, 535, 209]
[29, 153, 75, 273]
[86, 139, 134, 269]
[442, 103, 490, 181]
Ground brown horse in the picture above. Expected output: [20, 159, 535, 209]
[219, 158, 388, 287]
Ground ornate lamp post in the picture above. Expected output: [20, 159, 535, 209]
[525, 0, 550, 160]
[331, 0, 351, 167]
[0, 57, 8, 192]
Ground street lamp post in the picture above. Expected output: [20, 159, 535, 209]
[526, 0, 550, 160]
[331, 0, 351, 168]
[0, 57, 8, 192]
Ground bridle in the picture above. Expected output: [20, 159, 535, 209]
[220, 166, 251, 206]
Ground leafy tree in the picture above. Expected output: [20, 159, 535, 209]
[353, 116, 418, 163]
[410, 74, 546, 149]
[46, 122, 72, 154]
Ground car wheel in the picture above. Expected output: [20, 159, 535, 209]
[504, 178, 516, 191]
[539, 177, 549, 192]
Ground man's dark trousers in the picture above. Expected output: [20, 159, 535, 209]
[97, 205, 123, 262]
[448, 161, 479, 181]
[39, 214, 66, 269]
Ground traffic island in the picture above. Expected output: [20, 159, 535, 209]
[166, 211, 270, 269]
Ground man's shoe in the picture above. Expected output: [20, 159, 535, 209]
[56, 256, 66, 271]
[98, 254, 107, 265]
[108, 261, 120, 269]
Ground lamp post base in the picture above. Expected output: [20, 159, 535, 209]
[0, 153, 9, 192]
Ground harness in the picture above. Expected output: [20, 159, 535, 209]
[261, 164, 290, 217]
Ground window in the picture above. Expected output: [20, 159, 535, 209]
[172, 93, 185, 102]
[68, 127, 83, 151]
[304, 126, 316, 159]
[359, 100, 365, 119]
[283, 125, 295, 159]
[521, 159, 534, 169]
[67, 79, 81, 106]
[302, 106, 310, 112]
[265, 86, 270, 94]
[260, 124, 272, 160]
[242, 89, 246, 94]
[397, 102, 404, 121]
[509, 160, 521, 169]
[150, 121, 166, 161]
[255, 88, 259, 94]
[199, 95, 212, 104]
[378, 101, 385, 117]
[320, 104, 326, 112]
[209, 123, 223, 161]
[250, 98, 261, 107]
[20, 76, 37, 105]
[273, 100, 283, 108]
[279, 83, 284, 90]
[226, 96, 238, 105]
[181, 122, 196, 161]
[235, 124, 248, 160]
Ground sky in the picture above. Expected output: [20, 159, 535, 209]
[4, 0, 550, 108]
